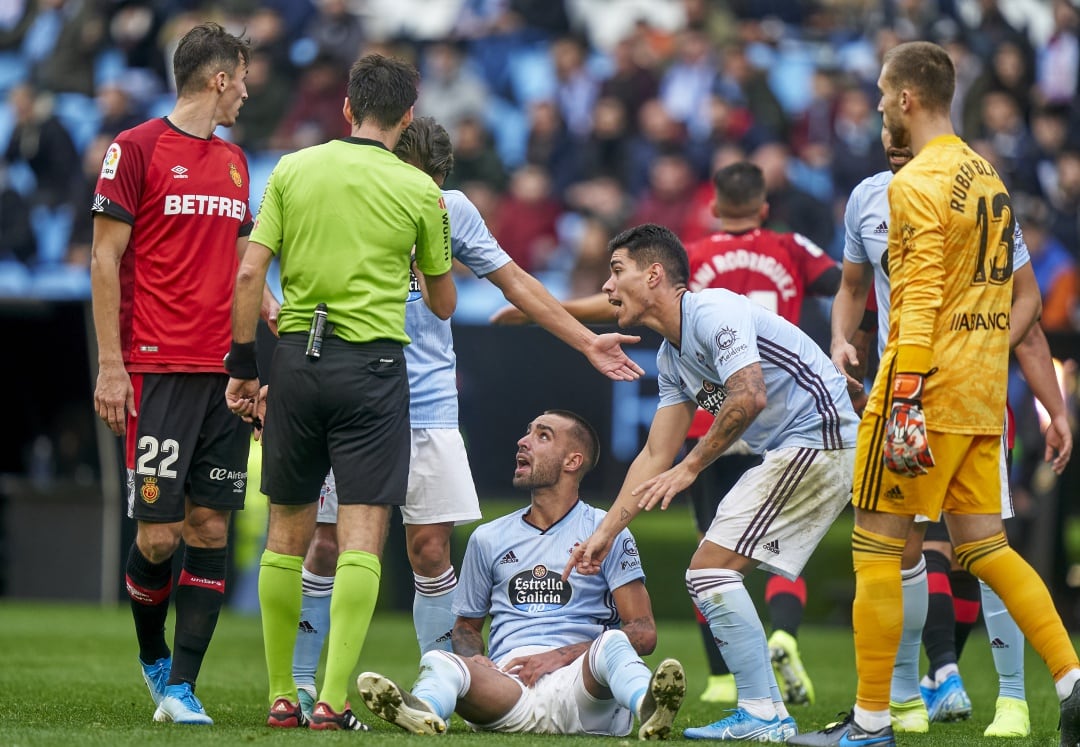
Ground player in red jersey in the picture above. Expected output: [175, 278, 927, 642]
[491, 162, 842, 706]
[90, 22, 276, 726]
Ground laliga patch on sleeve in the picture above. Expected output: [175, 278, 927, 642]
[100, 142, 121, 180]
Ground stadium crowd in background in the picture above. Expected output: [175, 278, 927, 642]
[1, 0, 1079, 335]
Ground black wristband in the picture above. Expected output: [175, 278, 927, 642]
[224, 341, 258, 379]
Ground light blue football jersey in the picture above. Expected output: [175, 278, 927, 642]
[657, 289, 859, 453]
[453, 500, 645, 664]
[406, 189, 512, 428]
[843, 170, 1031, 358]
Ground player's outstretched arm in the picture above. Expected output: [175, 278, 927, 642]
[489, 290, 617, 326]
[487, 264, 642, 380]
[564, 403, 692, 579]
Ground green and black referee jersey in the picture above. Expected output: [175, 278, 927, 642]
[251, 136, 452, 343]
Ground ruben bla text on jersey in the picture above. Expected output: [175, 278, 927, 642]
[949, 156, 1000, 215]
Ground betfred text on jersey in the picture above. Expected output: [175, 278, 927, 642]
[164, 194, 247, 220]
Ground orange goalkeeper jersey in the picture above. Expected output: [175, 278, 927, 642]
[866, 134, 1013, 434]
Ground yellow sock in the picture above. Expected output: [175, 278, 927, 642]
[956, 533, 1079, 680]
[258, 549, 304, 706]
[318, 550, 382, 710]
[852, 526, 906, 712]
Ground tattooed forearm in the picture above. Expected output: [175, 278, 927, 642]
[622, 615, 658, 656]
[452, 621, 485, 657]
[619, 508, 631, 524]
[697, 363, 767, 462]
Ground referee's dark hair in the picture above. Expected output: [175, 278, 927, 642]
[545, 409, 600, 475]
[394, 116, 455, 182]
[173, 22, 251, 97]
[347, 54, 420, 130]
[608, 223, 690, 288]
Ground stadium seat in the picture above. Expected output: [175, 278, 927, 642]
[30, 204, 73, 265]
[52, 92, 102, 153]
[29, 263, 91, 300]
[0, 259, 31, 297]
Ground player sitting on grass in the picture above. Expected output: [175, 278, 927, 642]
[356, 410, 686, 739]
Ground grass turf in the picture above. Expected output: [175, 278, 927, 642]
[0, 601, 1073, 745]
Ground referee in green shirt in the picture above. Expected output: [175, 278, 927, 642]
[225, 54, 455, 730]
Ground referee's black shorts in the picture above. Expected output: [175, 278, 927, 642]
[261, 334, 410, 507]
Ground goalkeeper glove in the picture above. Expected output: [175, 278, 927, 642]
[882, 370, 936, 477]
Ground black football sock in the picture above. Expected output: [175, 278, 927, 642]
[922, 549, 958, 678]
[950, 568, 981, 658]
[765, 574, 806, 636]
[169, 545, 227, 687]
[125, 541, 173, 664]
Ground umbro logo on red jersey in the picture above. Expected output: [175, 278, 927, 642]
[873, 220, 888, 234]
[171, 165, 189, 179]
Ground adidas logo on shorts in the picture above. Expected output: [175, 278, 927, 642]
[761, 539, 780, 555]
[499, 550, 519, 565]
[885, 485, 904, 501]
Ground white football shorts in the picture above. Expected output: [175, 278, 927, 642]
[702, 446, 855, 580]
[465, 645, 632, 736]
[317, 427, 483, 526]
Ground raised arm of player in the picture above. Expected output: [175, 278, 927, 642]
[90, 215, 136, 435]
[564, 402, 694, 578]
[830, 259, 874, 392]
[487, 264, 642, 380]
[489, 291, 617, 326]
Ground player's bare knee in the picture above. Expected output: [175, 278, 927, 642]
[183, 506, 230, 548]
[307, 525, 340, 573]
[137, 522, 182, 562]
[406, 524, 453, 576]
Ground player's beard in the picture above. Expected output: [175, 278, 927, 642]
[512, 458, 561, 490]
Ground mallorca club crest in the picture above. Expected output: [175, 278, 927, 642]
[229, 162, 243, 188]
[141, 476, 160, 504]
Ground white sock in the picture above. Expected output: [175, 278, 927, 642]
[1056, 668, 1080, 701]
[588, 630, 652, 714]
[413, 568, 457, 654]
[892, 557, 927, 703]
[853, 705, 891, 731]
[686, 568, 775, 710]
[292, 567, 333, 689]
[412, 649, 470, 720]
[979, 579, 1025, 700]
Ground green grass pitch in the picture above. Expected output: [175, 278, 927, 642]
[0, 601, 1073, 745]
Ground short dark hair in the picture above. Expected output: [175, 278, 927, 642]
[607, 223, 689, 287]
[882, 41, 955, 115]
[712, 161, 766, 219]
[173, 22, 251, 97]
[545, 409, 600, 474]
[394, 116, 455, 180]
[347, 54, 420, 130]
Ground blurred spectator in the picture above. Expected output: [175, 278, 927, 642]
[829, 83, 885, 198]
[1027, 103, 1071, 199]
[790, 67, 839, 158]
[524, 99, 580, 193]
[658, 27, 715, 136]
[0, 163, 36, 264]
[962, 38, 1034, 138]
[230, 50, 291, 152]
[576, 95, 632, 185]
[977, 89, 1038, 192]
[1015, 192, 1080, 332]
[4, 82, 83, 209]
[1048, 147, 1080, 253]
[245, 6, 296, 83]
[965, 0, 1033, 65]
[364, 0, 464, 42]
[751, 141, 835, 251]
[494, 164, 561, 272]
[566, 0, 685, 53]
[30, 0, 106, 96]
[104, 1, 167, 84]
[95, 79, 143, 139]
[567, 214, 616, 297]
[550, 34, 599, 137]
[626, 97, 690, 196]
[416, 40, 489, 132]
[939, 31, 983, 134]
[301, 0, 365, 69]
[629, 149, 701, 238]
[564, 175, 633, 233]
[269, 53, 349, 151]
[443, 116, 507, 191]
[715, 41, 788, 142]
[598, 36, 660, 132]
[0, 0, 35, 51]
[1036, 0, 1079, 107]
